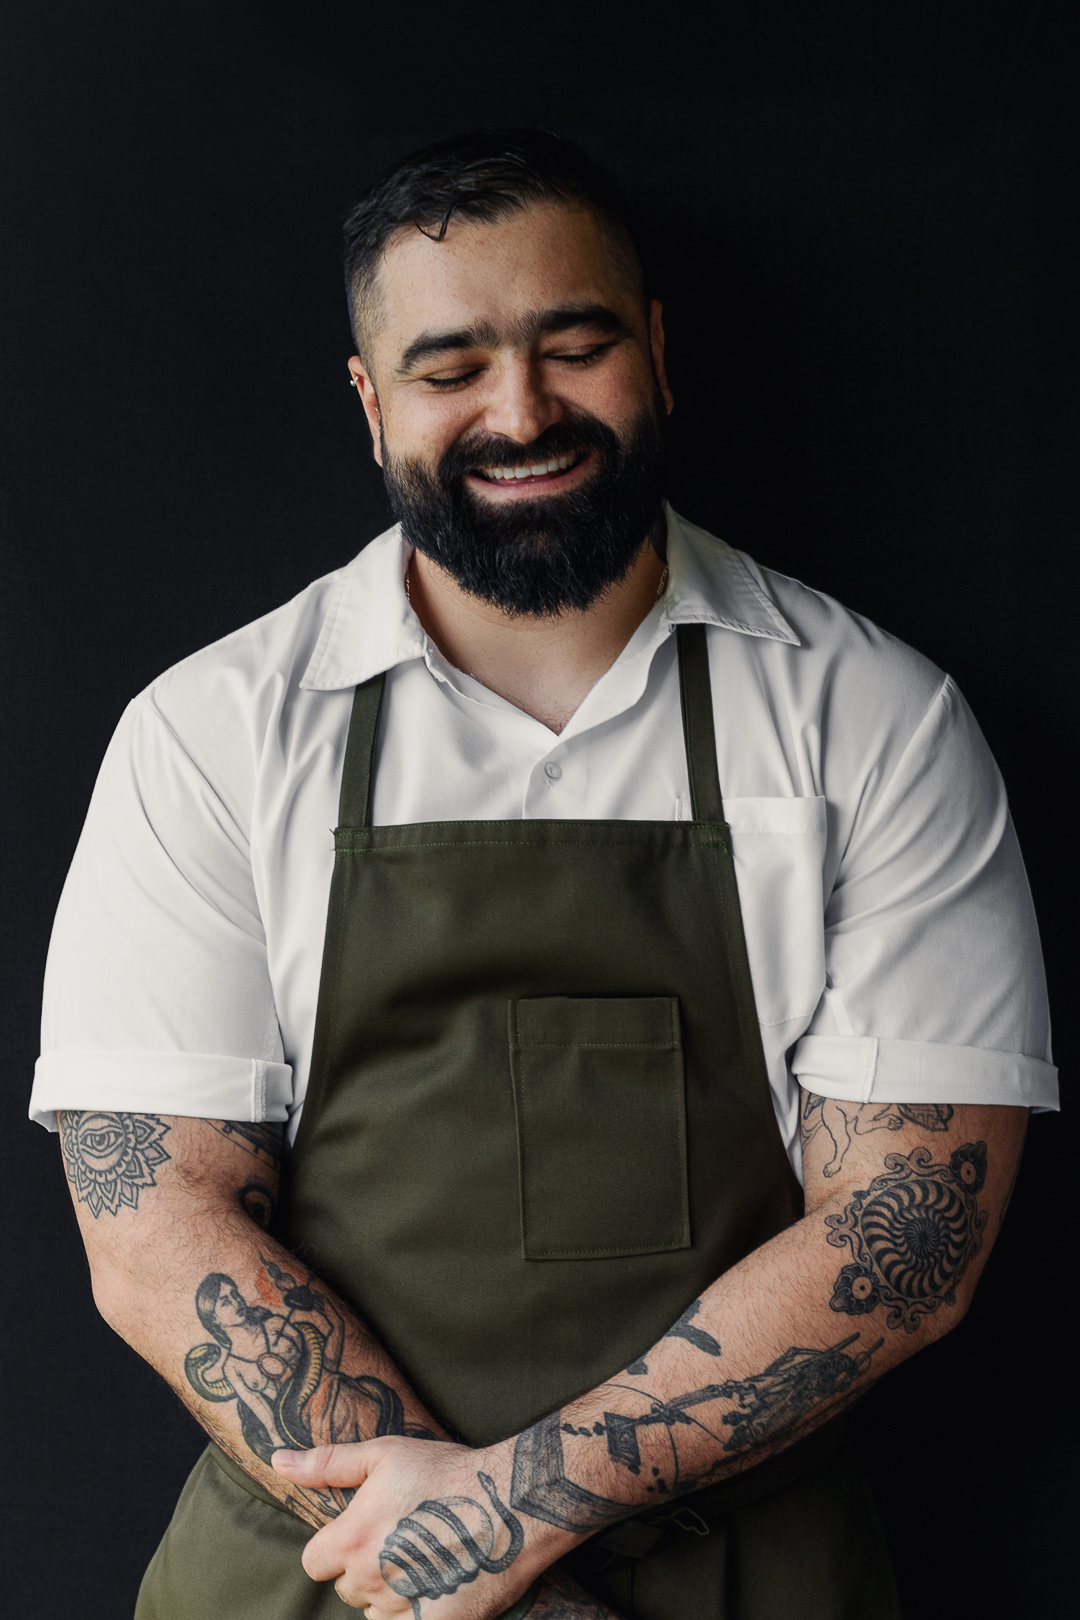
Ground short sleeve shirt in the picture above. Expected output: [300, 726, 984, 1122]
[31, 509, 1058, 1175]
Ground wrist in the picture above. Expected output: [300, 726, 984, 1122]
[480, 1438, 587, 1571]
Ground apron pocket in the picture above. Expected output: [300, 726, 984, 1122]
[509, 996, 690, 1260]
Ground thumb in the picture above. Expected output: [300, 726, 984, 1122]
[272, 1441, 380, 1488]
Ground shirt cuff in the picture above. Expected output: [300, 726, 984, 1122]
[790, 1035, 1058, 1111]
[29, 1050, 294, 1131]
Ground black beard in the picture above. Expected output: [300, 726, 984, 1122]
[381, 404, 666, 617]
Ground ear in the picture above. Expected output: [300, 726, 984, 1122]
[347, 357, 383, 465]
[649, 302, 674, 416]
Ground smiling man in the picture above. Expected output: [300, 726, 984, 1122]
[33, 131, 1056, 1620]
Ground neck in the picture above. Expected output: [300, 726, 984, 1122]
[406, 525, 667, 735]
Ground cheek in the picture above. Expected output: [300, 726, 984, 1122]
[383, 393, 478, 465]
[559, 354, 657, 427]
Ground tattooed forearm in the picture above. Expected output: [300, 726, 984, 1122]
[508, 1332, 881, 1532]
[825, 1141, 988, 1331]
[58, 1111, 171, 1217]
[801, 1093, 954, 1178]
[184, 1258, 436, 1516]
[207, 1119, 284, 1170]
[626, 1297, 720, 1374]
[369, 1325, 881, 1610]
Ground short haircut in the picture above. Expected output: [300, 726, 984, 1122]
[343, 128, 646, 366]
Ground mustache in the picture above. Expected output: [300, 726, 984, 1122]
[435, 414, 620, 484]
[382, 400, 667, 618]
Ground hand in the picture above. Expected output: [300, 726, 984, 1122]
[273, 1437, 567, 1616]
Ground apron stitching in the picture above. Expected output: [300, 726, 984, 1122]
[334, 836, 727, 844]
[514, 1042, 679, 1050]
[524, 1242, 690, 1257]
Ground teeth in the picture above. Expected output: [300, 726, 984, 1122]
[479, 452, 578, 481]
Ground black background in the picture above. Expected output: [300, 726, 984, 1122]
[2, 4, 1076, 1616]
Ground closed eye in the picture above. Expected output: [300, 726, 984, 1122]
[422, 368, 484, 391]
[550, 342, 615, 366]
[420, 340, 615, 391]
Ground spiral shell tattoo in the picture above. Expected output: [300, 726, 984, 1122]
[825, 1143, 988, 1333]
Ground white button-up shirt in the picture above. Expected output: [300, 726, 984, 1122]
[31, 509, 1058, 1175]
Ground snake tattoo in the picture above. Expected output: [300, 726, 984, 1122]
[379, 1471, 525, 1619]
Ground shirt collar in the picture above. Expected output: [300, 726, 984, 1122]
[299, 504, 798, 693]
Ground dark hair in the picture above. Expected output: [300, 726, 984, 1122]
[195, 1272, 271, 1347]
[343, 128, 645, 362]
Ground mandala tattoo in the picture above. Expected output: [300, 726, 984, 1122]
[825, 1141, 988, 1332]
[60, 1111, 171, 1218]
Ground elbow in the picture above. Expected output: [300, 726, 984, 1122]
[925, 1287, 974, 1346]
[87, 1258, 128, 1333]
[85, 1249, 149, 1341]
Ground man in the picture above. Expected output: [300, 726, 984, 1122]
[33, 130, 1056, 1620]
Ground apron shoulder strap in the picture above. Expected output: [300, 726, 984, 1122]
[676, 623, 725, 825]
[338, 628, 724, 828]
[337, 671, 386, 828]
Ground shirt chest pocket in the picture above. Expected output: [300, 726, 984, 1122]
[725, 796, 828, 1028]
[508, 996, 690, 1261]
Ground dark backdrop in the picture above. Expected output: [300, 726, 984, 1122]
[2, 4, 1076, 1617]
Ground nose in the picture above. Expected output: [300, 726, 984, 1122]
[481, 356, 562, 445]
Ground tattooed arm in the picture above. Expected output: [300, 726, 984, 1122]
[277, 1099, 1026, 1615]
[57, 1111, 621, 1620]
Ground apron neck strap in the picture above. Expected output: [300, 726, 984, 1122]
[337, 670, 386, 828]
[676, 623, 725, 824]
[337, 624, 725, 829]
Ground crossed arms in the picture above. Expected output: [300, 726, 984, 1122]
[59, 1096, 1025, 1618]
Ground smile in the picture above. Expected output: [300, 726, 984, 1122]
[472, 451, 587, 484]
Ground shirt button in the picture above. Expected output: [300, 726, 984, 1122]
[544, 762, 562, 781]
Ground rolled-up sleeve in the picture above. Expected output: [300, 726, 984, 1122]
[792, 675, 1057, 1109]
[30, 694, 292, 1130]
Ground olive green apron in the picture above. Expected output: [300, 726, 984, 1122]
[137, 625, 899, 1620]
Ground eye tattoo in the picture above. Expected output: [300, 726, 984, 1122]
[59, 1111, 171, 1218]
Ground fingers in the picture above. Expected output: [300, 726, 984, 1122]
[334, 1586, 400, 1617]
[311, 1529, 405, 1613]
[299, 1496, 391, 1594]
[302, 1519, 368, 1587]
[279, 1437, 482, 1612]
[273, 1440, 384, 1489]
[333, 1569, 377, 1610]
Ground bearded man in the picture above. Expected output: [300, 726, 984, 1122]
[33, 130, 1056, 1620]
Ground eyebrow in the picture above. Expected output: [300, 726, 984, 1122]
[395, 303, 630, 376]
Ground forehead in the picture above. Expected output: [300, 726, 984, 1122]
[373, 202, 635, 350]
